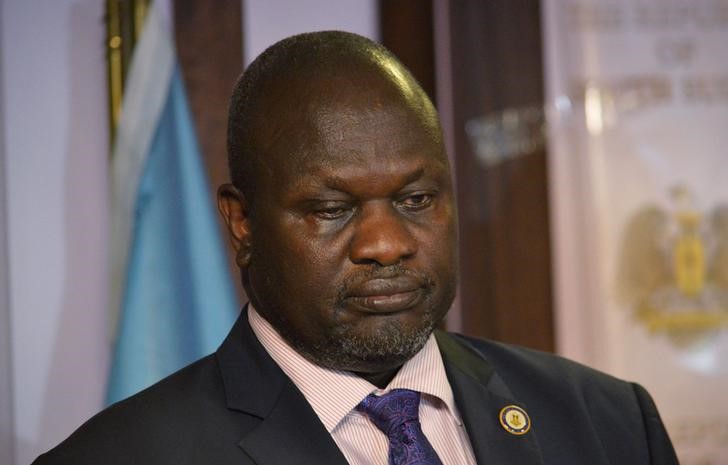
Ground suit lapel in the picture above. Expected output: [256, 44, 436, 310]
[436, 331, 545, 465]
[237, 381, 350, 465]
[216, 309, 349, 465]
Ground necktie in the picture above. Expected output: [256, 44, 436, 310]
[356, 389, 445, 465]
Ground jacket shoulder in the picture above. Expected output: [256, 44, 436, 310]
[449, 332, 632, 395]
[442, 333, 678, 465]
[32, 354, 249, 465]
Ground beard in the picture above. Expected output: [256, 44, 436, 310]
[303, 308, 440, 372]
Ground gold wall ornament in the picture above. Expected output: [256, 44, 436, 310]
[105, 0, 151, 148]
[672, 187, 706, 296]
[616, 186, 728, 346]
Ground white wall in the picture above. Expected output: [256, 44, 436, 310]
[0, 1, 15, 462]
[244, 0, 379, 65]
[1, 1, 110, 464]
[1, 1, 378, 463]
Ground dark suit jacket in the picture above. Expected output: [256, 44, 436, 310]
[33, 312, 678, 464]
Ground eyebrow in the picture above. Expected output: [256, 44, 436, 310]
[321, 166, 428, 191]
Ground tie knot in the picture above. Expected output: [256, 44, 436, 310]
[356, 389, 422, 434]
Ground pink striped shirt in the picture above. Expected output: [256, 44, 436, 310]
[249, 305, 477, 465]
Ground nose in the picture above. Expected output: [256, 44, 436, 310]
[349, 202, 417, 266]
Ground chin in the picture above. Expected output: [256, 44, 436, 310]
[305, 317, 437, 372]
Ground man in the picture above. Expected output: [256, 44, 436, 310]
[34, 31, 678, 464]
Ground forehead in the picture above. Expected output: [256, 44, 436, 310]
[256, 73, 444, 182]
[275, 109, 444, 198]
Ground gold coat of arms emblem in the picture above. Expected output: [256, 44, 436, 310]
[617, 186, 728, 345]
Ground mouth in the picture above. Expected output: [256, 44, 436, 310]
[344, 277, 426, 314]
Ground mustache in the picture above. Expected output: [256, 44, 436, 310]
[336, 264, 434, 300]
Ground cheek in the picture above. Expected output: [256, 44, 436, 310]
[417, 204, 457, 262]
[255, 218, 348, 294]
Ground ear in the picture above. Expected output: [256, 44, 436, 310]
[217, 183, 252, 268]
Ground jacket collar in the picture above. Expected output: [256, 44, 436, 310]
[215, 308, 350, 465]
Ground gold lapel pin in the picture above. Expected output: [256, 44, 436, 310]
[499, 405, 531, 435]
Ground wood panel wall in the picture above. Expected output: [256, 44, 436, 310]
[173, 0, 242, 192]
[380, 0, 436, 102]
[448, 1, 554, 351]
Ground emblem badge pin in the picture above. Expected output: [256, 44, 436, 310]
[499, 405, 531, 435]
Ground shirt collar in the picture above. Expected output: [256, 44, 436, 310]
[248, 304, 463, 432]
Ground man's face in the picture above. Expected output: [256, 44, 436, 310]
[229, 75, 457, 375]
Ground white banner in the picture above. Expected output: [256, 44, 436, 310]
[543, 1, 728, 463]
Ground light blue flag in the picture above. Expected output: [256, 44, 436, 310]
[106, 3, 238, 405]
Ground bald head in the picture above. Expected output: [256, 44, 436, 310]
[226, 31, 441, 204]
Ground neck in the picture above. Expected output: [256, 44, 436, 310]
[355, 367, 401, 389]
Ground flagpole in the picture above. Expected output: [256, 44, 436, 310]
[106, 0, 151, 147]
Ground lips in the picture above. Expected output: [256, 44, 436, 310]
[344, 276, 426, 313]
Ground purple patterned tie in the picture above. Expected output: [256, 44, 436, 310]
[356, 389, 445, 465]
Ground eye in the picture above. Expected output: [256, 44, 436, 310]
[312, 202, 352, 220]
[399, 192, 435, 211]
